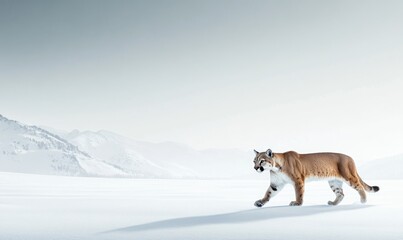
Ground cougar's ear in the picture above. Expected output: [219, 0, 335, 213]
[266, 149, 273, 158]
[254, 149, 259, 155]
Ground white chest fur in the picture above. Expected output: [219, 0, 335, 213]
[270, 171, 293, 185]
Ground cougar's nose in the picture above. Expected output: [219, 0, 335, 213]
[254, 166, 259, 170]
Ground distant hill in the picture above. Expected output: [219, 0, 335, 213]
[0, 114, 254, 178]
[359, 154, 403, 180]
[63, 129, 254, 179]
[0, 114, 128, 176]
[0, 114, 83, 175]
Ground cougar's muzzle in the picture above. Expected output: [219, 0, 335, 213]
[254, 166, 264, 172]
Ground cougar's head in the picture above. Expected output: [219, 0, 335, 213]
[253, 149, 275, 172]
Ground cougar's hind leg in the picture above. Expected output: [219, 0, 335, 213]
[353, 178, 367, 203]
[358, 187, 367, 203]
[328, 179, 344, 205]
[339, 162, 367, 204]
[351, 182, 367, 203]
[344, 175, 367, 203]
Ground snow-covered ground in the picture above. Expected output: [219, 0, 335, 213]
[0, 172, 401, 240]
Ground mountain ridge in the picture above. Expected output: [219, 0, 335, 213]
[1, 114, 401, 179]
[0, 114, 252, 178]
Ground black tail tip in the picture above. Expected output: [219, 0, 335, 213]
[372, 186, 380, 192]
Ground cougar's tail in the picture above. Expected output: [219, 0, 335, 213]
[359, 175, 380, 192]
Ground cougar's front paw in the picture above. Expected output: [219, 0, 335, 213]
[289, 201, 302, 206]
[254, 199, 265, 208]
[328, 200, 336, 205]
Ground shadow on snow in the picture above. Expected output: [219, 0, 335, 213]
[105, 204, 371, 233]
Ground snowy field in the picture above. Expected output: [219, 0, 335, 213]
[0, 172, 402, 240]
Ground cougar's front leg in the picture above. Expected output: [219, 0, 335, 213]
[290, 177, 304, 206]
[254, 184, 284, 207]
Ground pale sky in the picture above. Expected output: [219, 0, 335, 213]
[1, 0, 402, 162]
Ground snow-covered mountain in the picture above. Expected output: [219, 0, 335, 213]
[0, 114, 84, 175]
[63, 130, 253, 179]
[0, 115, 253, 178]
[62, 130, 197, 178]
[0, 115, 128, 177]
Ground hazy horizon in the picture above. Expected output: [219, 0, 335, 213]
[1, 0, 403, 162]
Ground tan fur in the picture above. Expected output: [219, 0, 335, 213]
[253, 149, 379, 207]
